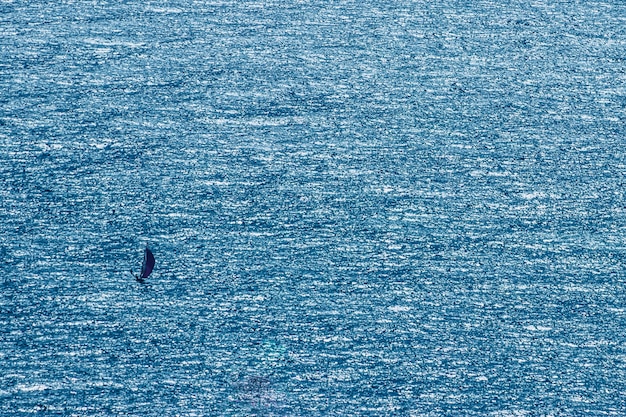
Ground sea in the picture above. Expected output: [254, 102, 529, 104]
[1, 0, 626, 415]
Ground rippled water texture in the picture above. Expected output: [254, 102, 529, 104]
[2, 0, 626, 415]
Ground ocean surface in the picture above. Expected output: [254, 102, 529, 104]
[1, 0, 626, 415]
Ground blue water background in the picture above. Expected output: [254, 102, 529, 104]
[1, 0, 626, 415]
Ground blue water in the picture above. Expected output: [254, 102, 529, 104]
[2, 0, 626, 415]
